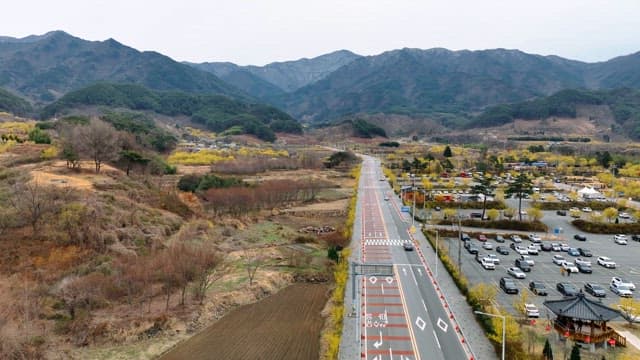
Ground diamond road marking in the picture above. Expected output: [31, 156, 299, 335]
[437, 318, 448, 332]
[369, 276, 377, 285]
[416, 316, 426, 331]
[385, 277, 394, 284]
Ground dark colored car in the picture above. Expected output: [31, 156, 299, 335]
[578, 248, 592, 257]
[461, 233, 471, 241]
[577, 263, 592, 273]
[567, 248, 580, 257]
[556, 210, 567, 216]
[500, 277, 519, 294]
[632, 235, 640, 242]
[529, 281, 548, 296]
[403, 242, 414, 251]
[557, 282, 579, 296]
[470, 212, 483, 219]
[584, 283, 606, 297]
[495, 235, 506, 243]
[465, 242, 479, 254]
[541, 243, 553, 252]
[515, 258, 531, 272]
[496, 246, 510, 255]
[574, 234, 587, 241]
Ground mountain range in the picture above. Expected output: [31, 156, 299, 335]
[1, 31, 640, 135]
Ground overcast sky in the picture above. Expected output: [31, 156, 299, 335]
[2, 0, 639, 65]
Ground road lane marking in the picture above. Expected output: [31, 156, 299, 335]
[394, 265, 422, 360]
[433, 330, 442, 349]
[421, 299, 428, 313]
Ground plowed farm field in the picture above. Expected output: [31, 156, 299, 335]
[159, 283, 329, 360]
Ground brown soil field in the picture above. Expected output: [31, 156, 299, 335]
[159, 283, 328, 360]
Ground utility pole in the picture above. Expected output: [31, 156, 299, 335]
[412, 175, 416, 227]
[457, 214, 462, 271]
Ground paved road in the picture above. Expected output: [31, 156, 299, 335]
[350, 156, 473, 360]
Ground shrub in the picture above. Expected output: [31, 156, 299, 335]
[438, 219, 548, 232]
[537, 200, 618, 211]
[28, 127, 51, 144]
[572, 219, 640, 234]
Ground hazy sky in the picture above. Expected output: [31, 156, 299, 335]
[2, 0, 639, 65]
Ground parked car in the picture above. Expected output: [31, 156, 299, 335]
[541, 242, 553, 252]
[508, 267, 527, 279]
[470, 212, 483, 219]
[461, 233, 471, 241]
[582, 207, 593, 213]
[578, 248, 592, 257]
[562, 262, 579, 273]
[560, 243, 570, 251]
[614, 234, 628, 245]
[551, 243, 562, 251]
[478, 234, 488, 242]
[567, 248, 580, 257]
[557, 282, 579, 296]
[584, 283, 606, 297]
[403, 242, 414, 251]
[528, 234, 542, 243]
[482, 242, 494, 250]
[500, 277, 519, 294]
[495, 235, 506, 243]
[632, 235, 640, 242]
[577, 263, 592, 273]
[513, 246, 529, 255]
[575, 258, 592, 266]
[496, 246, 510, 255]
[515, 259, 531, 272]
[525, 303, 540, 318]
[486, 254, 500, 264]
[574, 234, 587, 241]
[619, 212, 632, 219]
[465, 242, 479, 254]
[570, 207, 580, 212]
[553, 254, 566, 266]
[480, 258, 495, 270]
[597, 256, 617, 268]
[556, 210, 567, 216]
[519, 255, 535, 266]
[611, 277, 636, 291]
[611, 283, 634, 297]
[527, 244, 540, 255]
[529, 281, 548, 296]
[510, 235, 522, 243]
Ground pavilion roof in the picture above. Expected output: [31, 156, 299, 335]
[544, 292, 621, 321]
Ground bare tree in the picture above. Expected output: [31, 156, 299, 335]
[193, 248, 225, 304]
[75, 118, 120, 173]
[244, 249, 264, 286]
[9, 180, 57, 235]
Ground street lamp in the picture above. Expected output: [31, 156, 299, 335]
[474, 311, 506, 360]
[435, 230, 439, 278]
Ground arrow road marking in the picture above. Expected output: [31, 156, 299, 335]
[417, 268, 422, 276]
[402, 268, 407, 276]
[373, 330, 383, 349]
[415, 316, 426, 331]
[437, 318, 448, 332]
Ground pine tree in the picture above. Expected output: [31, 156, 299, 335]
[443, 145, 452, 158]
[569, 344, 581, 360]
[505, 173, 533, 221]
[471, 176, 496, 219]
[542, 338, 553, 360]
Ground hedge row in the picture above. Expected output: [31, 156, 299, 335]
[437, 219, 548, 232]
[421, 200, 507, 210]
[572, 220, 640, 235]
[422, 230, 469, 296]
[536, 201, 619, 211]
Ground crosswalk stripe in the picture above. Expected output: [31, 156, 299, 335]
[364, 239, 410, 246]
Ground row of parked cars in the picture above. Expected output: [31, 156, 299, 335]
[500, 277, 635, 298]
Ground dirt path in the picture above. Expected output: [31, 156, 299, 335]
[158, 283, 328, 360]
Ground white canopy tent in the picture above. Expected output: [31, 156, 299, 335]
[577, 186, 604, 200]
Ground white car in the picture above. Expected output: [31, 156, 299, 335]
[611, 277, 636, 291]
[552, 255, 566, 266]
[486, 254, 500, 264]
[514, 246, 529, 255]
[507, 267, 527, 279]
[582, 207, 593, 213]
[482, 242, 494, 250]
[520, 255, 535, 267]
[526, 244, 539, 255]
[562, 262, 579, 273]
[560, 243, 570, 252]
[597, 256, 617, 269]
[525, 303, 540, 318]
[575, 257, 592, 266]
[551, 243, 562, 251]
[511, 235, 522, 243]
[569, 207, 580, 212]
[481, 258, 495, 270]
[619, 212, 632, 219]
[528, 234, 542, 243]
[611, 283, 633, 297]
[614, 234, 628, 245]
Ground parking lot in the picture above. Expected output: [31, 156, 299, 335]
[438, 209, 640, 317]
